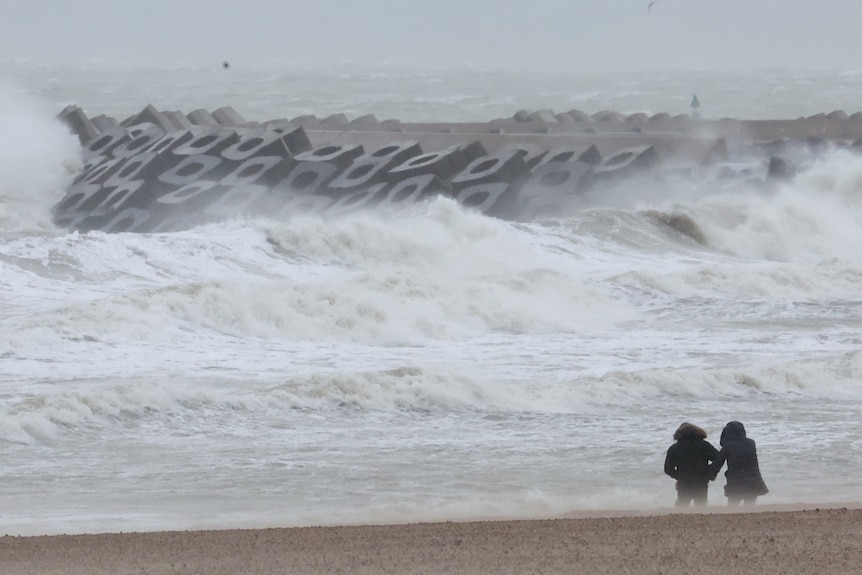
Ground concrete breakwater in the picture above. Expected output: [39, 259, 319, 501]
[53, 104, 862, 233]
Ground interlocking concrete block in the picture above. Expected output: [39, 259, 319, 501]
[165, 111, 194, 130]
[120, 104, 176, 133]
[211, 106, 247, 126]
[57, 105, 100, 145]
[567, 110, 591, 122]
[111, 124, 167, 159]
[203, 184, 271, 218]
[450, 149, 528, 191]
[538, 145, 601, 167]
[528, 110, 558, 123]
[294, 143, 365, 169]
[85, 126, 131, 159]
[220, 156, 296, 187]
[388, 140, 486, 184]
[273, 161, 341, 196]
[187, 109, 219, 126]
[103, 208, 159, 233]
[326, 141, 423, 194]
[591, 145, 658, 183]
[351, 114, 379, 127]
[455, 182, 519, 217]
[157, 155, 235, 187]
[517, 160, 594, 219]
[170, 128, 240, 156]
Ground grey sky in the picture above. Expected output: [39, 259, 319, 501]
[1, 0, 858, 71]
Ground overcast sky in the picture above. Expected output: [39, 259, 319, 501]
[1, 0, 858, 71]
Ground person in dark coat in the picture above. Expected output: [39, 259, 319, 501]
[710, 420, 769, 505]
[664, 422, 719, 507]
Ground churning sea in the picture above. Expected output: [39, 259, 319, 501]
[2, 60, 862, 536]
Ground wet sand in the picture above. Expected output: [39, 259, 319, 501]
[2, 505, 861, 575]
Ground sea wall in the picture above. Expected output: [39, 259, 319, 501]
[53, 104, 862, 233]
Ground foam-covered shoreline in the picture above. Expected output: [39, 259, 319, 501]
[2, 504, 860, 575]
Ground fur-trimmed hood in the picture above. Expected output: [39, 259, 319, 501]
[673, 422, 708, 441]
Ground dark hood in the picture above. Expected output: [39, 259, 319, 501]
[720, 421, 747, 445]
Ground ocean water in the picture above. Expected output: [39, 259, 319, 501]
[2, 60, 862, 536]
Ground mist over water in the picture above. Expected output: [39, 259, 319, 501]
[3, 63, 862, 535]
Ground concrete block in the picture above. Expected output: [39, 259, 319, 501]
[567, 110, 590, 121]
[79, 156, 127, 186]
[165, 111, 194, 130]
[86, 127, 130, 159]
[364, 140, 423, 164]
[593, 110, 625, 122]
[51, 182, 102, 220]
[90, 114, 119, 133]
[370, 175, 449, 210]
[211, 106, 247, 126]
[173, 128, 241, 156]
[156, 180, 226, 210]
[326, 158, 394, 194]
[294, 143, 365, 169]
[591, 145, 658, 182]
[147, 129, 198, 155]
[111, 124, 167, 159]
[187, 109, 219, 126]
[203, 184, 271, 218]
[455, 182, 519, 217]
[120, 104, 175, 133]
[273, 161, 340, 195]
[517, 161, 594, 219]
[103, 151, 163, 188]
[57, 105, 99, 145]
[450, 149, 528, 191]
[388, 140, 486, 183]
[103, 208, 158, 233]
[280, 126, 313, 156]
[323, 183, 390, 216]
[157, 155, 233, 187]
[326, 141, 423, 194]
[321, 113, 350, 125]
[90, 180, 147, 215]
[495, 143, 548, 169]
[351, 114, 379, 127]
[219, 156, 296, 187]
[528, 110, 558, 123]
[539, 145, 602, 166]
[222, 129, 300, 161]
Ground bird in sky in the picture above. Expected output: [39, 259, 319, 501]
[648, 0, 660, 12]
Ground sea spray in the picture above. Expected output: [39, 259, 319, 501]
[0, 81, 81, 232]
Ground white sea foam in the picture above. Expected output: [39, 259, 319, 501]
[0, 80, 80, 232]
[2, 64, 862, 535]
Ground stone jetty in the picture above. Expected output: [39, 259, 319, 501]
[53, 104, 862, 233]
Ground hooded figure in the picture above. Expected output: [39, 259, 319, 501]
[711, 421, 769, 505]
[664, 422, 719, 507]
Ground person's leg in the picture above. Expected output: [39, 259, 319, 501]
[727, 496, 741, 506]
[676, 484, 695, 507]
[676, 491, 692, 507]
[743, 496, 758, 506]
[693, 486, 708, 507]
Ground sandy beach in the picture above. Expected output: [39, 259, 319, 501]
[2, 505, 860, 575]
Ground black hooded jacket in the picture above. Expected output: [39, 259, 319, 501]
[711, 421, 769, 497]
[664, 423, 719, 488]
